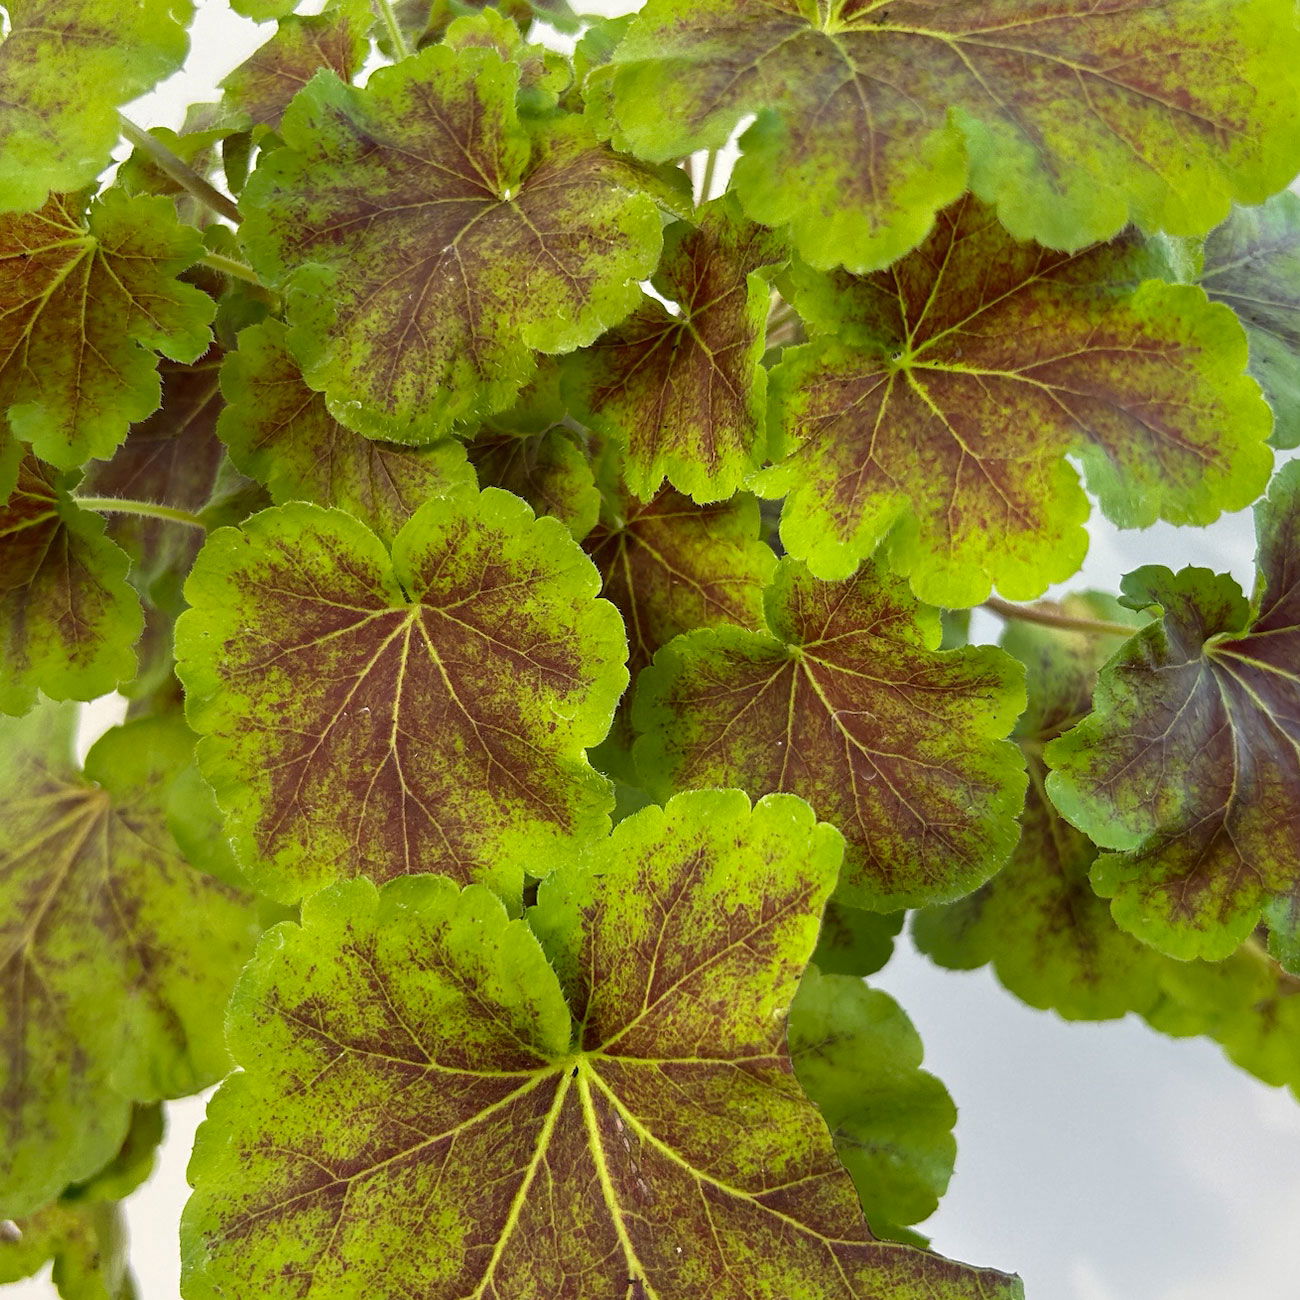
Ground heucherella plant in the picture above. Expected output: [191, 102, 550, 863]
[2, 0, 1299, 1294]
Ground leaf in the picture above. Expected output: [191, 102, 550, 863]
[220, 0, 371, 132]
[585, 479, 775, 679]
[812, 902, 903, 979]
[467, 425, 599, 540]
[789, 967, 956, 1238]
[0, 191, 215, 470]
[0, 1199, 132, 1300]
[0, 702, 259, 1216]
[219, 320, 475, 547]
[1046, 461, 1300, 960]
[182, 790, 1021, 1299]
[563, 194, 785, 502]
[605, 0, 1300, 273]
[0, 0, 194, 213]
[230, 0, 297, 19]
[175, 489, 627, 905]
[914, 595, 1171, 1020]
[0, 454, 142, 717]
[1201, 191, 1300, 449]
[397, 0, 580, 48]
[634, 556, 1026, 909]
[759, 195, 1273, 606]
[240, 44, 679, 442]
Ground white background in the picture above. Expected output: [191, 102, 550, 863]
[10, 2, 1300, 1296]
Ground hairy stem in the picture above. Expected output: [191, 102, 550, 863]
[983, 595, 1136, 639]
[119, 116, 242, 225]
[199, 250, 265, 287]
[373, 0, 413, 60]
[74, 497, 208, 531]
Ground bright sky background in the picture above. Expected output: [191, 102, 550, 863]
[10, 2, 1300, 1296]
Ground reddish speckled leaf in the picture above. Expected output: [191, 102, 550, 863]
[0, 192, 214, 470]
[585, 480, 775, 678]
[219, 320, 475, 547]
[761, 195, 1273, 606]
[606, 0, 1300, 273]
[0, 703, 259, 1217]
[564, 194, 785, 502]
[182, 791, 1021, 1299]
[634, 557, 1026, 909]
[175, 488, 627, 904]
[468, 425, 599, 540]
[240, 44, 680, 442]
[1047, 462, 1300, 960]
[0, 455, 142, 717]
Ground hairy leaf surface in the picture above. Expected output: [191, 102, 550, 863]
[761, 196, 1273, 606]
[1047, 462, 1300, 959]
[0, 455, 141, 716]
[0, 192, 214, 470]
[182, 790, 1020, 1299]
[1202, 191, 1300, 449]
[240, 44, 677, 442]
[219, 321, 475, 547]
[606, 0, 1300, 272]
[0, 704, 258, 1216]
[176, 490, 626, 904]
[634, 557, 1026, 909]
[565, 195, 784, 501]
[0, 0, 194, 212]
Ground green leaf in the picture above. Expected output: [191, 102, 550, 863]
[230, 0, 297, 19]
[240, 44, 678, 442]
[634, 556, 1026, 909]
[0, 703, 260, 1216]
[1047, 461, 1300, 960]
[182, 790, 1021, 1299]
[759, 196, 1273, 606]
[585, 480, 776, 677]
[790, 967, 956, 1238]
[220, 0, 371, 132]
[467, 424, 599, 539]
[0, 455, 142, 717]
[563, 194, 785, 502]
[219, 320, 475, 547]
[0, 0, 194, 213]
[1201, 191, 1300, 449]
[0, 191, 215, 470]
[914, 595, 1171, 1020]
[176, 488, 627, 905]
[605, 0, 1300, 273]
[0, 1199, 132, 1300]
[812, 902, 903, 979]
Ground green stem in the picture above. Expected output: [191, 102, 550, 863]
[698, 149, 719, 202]
[74, 497, 208, 531]
[373, 0, 413, 60]
[983, 595, 1134, 639]
[199, 250, 264, 287]
[119, 116, 242, 225]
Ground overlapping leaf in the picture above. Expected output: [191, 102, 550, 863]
[182, 790, 1021, 1299]
[564, 194, 784, 501]
[0, 191, 214, 470]
[760, 195, 1273, 606]
[634, 556, 1025, 909]
[219, 321, 475, 546]
[0, 703, 259, 1217]
[585, 480, 775, 677]
[1202, 191, 1300, 449]
[790, 967, 956, 1239]
[605, 0, 1300, 273]
[1047, 462, 1300, 960]
[0, 455, 141, 716]
[468, 424, 598, 538]
[240, 42, 679, 442]
[0, 0, 194, 212]
[812, 902, 903, 979]
[914, 596, 1171, 1020]
[176, 487, 626, 904]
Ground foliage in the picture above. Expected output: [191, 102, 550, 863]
[1, 0, 1298, 1294]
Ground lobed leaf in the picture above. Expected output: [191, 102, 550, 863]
[468, 424, 599, 539]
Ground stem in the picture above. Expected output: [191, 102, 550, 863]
[983, 595, 1135, 640]
[698, 149, 719, 203]
[373, 0, 413, 60]
[767, 299, 798, 331]
[199, 250, 264, 287]
[119, 116, 242, 225]
[75, 497, 208, 531]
